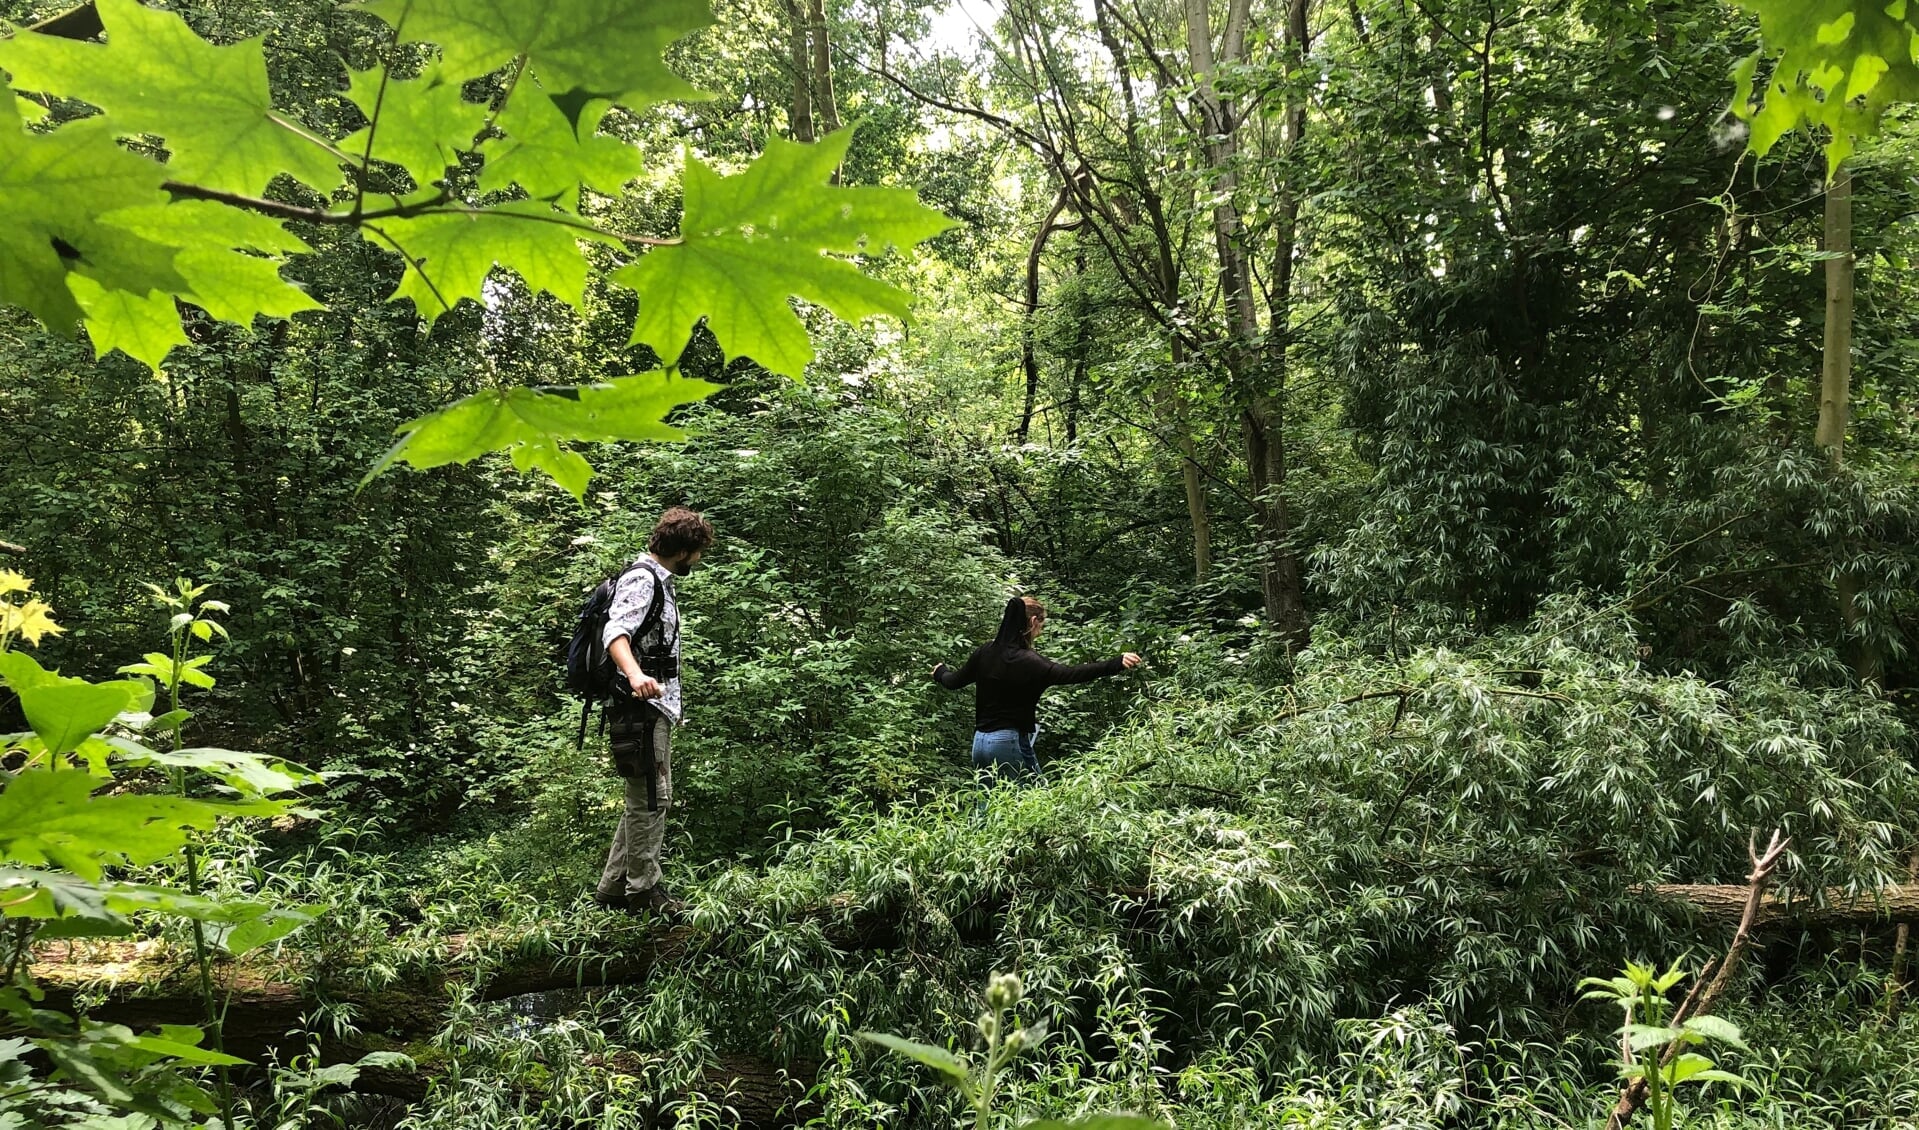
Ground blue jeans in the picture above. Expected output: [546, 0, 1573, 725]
[972, 728, 1038, 792]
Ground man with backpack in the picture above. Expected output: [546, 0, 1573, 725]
[589, 506, 715, 915]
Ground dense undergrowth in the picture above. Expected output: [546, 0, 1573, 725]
[137, 606, 1912, 1129]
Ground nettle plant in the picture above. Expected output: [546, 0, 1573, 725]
[0, 573, 324, 1127]
[860, 972, 1165, 1130]
[1582, 961, 1752, 1130]
[0, 0, 952, 498]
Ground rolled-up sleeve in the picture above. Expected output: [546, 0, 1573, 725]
[602, 567, 659, 649]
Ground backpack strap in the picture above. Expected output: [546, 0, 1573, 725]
[625, 558, 673, 648]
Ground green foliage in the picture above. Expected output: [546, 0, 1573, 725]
[861, 971, 1163, 1130]
[617, 128, 957, 377]
[372, 373, 723, 500]
[0, 575, 321, 1128]
[1582, 961, 1751, 1130]
[1734, 0, 1919, 173]
[0, 0, 951, 494]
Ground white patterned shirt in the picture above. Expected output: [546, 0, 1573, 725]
[601, 554, 682, 724]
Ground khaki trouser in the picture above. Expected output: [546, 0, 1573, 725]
[597, 707, 673, 898]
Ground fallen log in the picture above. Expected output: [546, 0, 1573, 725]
[1653, 882, 1919, 928]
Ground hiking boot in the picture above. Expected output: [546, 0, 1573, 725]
[629, 883, 684, 918]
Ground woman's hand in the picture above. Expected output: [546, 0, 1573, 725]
[930, 662, 946, 681]
[1121, 652, 1143, 669]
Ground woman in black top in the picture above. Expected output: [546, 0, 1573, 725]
[932, 596, 1141, 785]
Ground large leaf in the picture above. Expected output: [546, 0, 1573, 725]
[339, 64, 487, 189]
[208, 903, 322, 955]
[106, 739, 321, 798]
[371, 372, 721, 498]
[101, 201, 317, 324]
[0, 112, 179, 337]
[0, 767, 277, 880]
[367, 0, 713, 106]
[854, 1032, 973, 1089]
[0, 0, 344, 195]
[0, 651, 147, 754]
[372, 200, 614, 323]
[615, 127, 955, 376]
[478, 82, 644, 209]
[1733, 0, 1919, 174]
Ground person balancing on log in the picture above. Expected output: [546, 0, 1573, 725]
[930, 596, 1141, 789]
[574, 507, 715, 916]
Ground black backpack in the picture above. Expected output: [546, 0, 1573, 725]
[565, 561, 665, 745]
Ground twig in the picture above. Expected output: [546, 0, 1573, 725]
[1605, 830, 1788, 1130]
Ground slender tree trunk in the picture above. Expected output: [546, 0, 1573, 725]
[785, 0, 814, 142]
[1066, 249, 1088, 445]
[1092, 0, 1213, 580]
[808, 0, 841, 134]
[1186, 0, 1308, 642]
[1818, 162, 1880, 683]
[1157, 379, 1213, 578]
[1019, 186, 1076, 444]
[1818, 163, 1853, 464]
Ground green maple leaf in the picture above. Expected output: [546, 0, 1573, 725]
[339, 64, 488, 189]
[613, 127, 956, 377]
[479, 79, 644, 208]
[68, 275, 188, 369]
[369, 372, 721, 498]
[367, 0, 713, 106]
[371, 200, 613, 323]
[100, 201, 320, 325]
[1733, 0, 1919, 173]
[0, 113, 184, 341]
[0, 0, 343, 197]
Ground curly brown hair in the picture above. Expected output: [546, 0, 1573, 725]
[648, 507, 715, 559]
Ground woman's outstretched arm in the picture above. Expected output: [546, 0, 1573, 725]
[1032, 651, 1141, 686]
[932, 648, 982, 689]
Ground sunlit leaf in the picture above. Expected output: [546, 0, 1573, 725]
[0, 0, 344, 195]
[615, 127, 955, 377]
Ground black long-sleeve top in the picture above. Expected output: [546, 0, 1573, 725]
[932, 645, 1126, 732]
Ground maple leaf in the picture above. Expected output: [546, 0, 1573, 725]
[367, 0, 713, 106]
[1733, 0, 1919, 174]
[67, 275, 188, 370]
[339, 64, 488, 189]
[101, 201, 320, 325]
[614, 127, 956, 377]
[370, 372, 721, 498]
[0, 0, 343, 196]
[371, 201, 615, 324]
[0, 570, 28, 597]
[10, 600, 63, 647]
[479, 79, 644, 208]
[0, 115, 180, 336]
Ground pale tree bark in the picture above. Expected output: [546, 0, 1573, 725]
[1817, 163, 1882, 684]
[1186, 0, 1308, 642]
[1817, 162, 1853, 465]
[1092, 0, 1215, 579]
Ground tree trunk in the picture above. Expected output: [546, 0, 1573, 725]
[808, 0, 841, 135]
[785, 0, 814, 142]
[1066, 248, 1088, 445]
[1157, 382, 1213, 578]
[1816, 162, 1853, 465]
[1019, 185, 1076, 444]
[1816, 162, 1881, 683]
